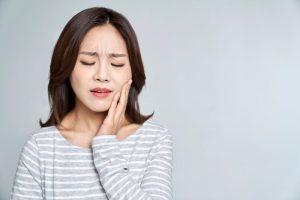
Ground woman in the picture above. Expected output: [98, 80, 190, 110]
[10, 7, 173, 200]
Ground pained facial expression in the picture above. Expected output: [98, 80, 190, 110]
[70, 24, 132, 112]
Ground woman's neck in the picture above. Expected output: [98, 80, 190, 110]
[72, 107, 107, 134]
[60, 102, 107, 136]
[59, 99, 131, 137]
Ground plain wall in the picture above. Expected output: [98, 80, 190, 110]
[1, 0, 300, 199]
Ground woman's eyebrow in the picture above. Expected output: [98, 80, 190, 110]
[109, 53, 127, 58]
[79, 51, 126, 58]
[79, 51, 98, 56]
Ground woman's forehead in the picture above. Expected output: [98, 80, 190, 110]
[80, 25, 127, 53]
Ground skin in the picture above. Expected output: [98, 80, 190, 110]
[57, 24, 141, 147]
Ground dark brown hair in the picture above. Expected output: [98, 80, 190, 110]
[39, 7, 153, 127]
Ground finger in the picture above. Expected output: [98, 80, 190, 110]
[115, 82, 127, 117]
[116, 80, 132, 129]
[107, 91, 121, 119]
[115, 80, 131, 119]
[119, 80, 132, 118]
[123, 79, 132, 109]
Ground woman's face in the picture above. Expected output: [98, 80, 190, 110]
[70, 24, 132, 112]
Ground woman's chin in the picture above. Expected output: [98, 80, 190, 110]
[89, 104, 111, 113]
[84, 98, 113, 113]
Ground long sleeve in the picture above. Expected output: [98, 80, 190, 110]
[91, 130, 173, 200]
[140, 132, 173, 199]
[10, 135, 43, 200]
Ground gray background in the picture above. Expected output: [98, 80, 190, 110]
[1, 0, 300, 199]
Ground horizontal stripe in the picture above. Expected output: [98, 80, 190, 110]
[10, 119, 173, 200]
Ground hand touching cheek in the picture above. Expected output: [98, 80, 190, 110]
[96, 79, 132, 137]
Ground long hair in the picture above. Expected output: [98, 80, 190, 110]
[39, 7, 154, 127]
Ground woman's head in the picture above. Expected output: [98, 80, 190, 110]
[39, 7, 153, 127]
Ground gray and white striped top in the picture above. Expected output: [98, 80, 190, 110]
[10, 118, 173, 200]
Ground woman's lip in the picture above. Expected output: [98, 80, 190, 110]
[91, 91, 111, 97]
[90, 87, 112, 92]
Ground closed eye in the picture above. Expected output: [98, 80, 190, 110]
[80, 61, 95, 66]
[111, 63, 125, 67]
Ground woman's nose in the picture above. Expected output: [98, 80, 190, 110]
[94, 60, 110, 82]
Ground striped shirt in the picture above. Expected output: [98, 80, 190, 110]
[10, 118, 173, 200]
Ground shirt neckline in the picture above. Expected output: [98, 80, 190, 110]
[52, 118, 151, 151]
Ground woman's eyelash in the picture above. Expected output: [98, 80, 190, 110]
[80, 61, 94, 65]
[80, 61, 124, 67]
[111, 63, 125, 67]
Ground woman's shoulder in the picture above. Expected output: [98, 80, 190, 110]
[23, 125, 57, 147]
[30, 125, 57, 138]
[17, 126, 57, 161]
[143, 118, 173, 138]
